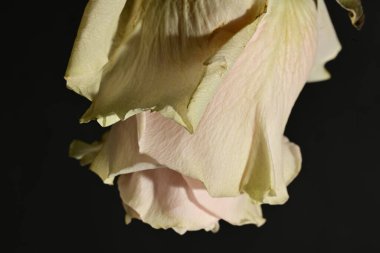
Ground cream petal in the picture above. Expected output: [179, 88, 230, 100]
[75, 0, 266, 129]
[308, 0, 342, 82]
[65, 0, 128, 100]
[336, 0, 365, 29]
[118, 168, 264, 234]
[137, 0, 318, 203]
[69, 139, 103, 166]
[70, 117, 160, 185]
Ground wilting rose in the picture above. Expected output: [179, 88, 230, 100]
[66, 0, 363, 233]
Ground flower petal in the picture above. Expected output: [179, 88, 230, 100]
[65, 0, 128, 100]
[308, 0, 342, 82]
[69, 133, 107, 166]
[118, 168, 264, 234]
[336, 0, 364, 29]
[137, 0, 318, 204]
[73, 0, 266, 129]
[70, 117, 160, 185]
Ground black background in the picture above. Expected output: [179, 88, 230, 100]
[3, 1, 380, 252]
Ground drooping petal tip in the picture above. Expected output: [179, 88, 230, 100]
[336, 0, 365, 29]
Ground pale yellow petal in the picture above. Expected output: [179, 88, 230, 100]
[65, 0, 128, 100]
[69, 132, 109, 166]
[308, 0, 342, 82]
[76, 0, 266, 129]
[69, 140, 103, 166]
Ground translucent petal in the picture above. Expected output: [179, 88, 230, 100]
[92, 117, 160, 184]
[118, 168, 264, 234]
[70, 117, 160, 185]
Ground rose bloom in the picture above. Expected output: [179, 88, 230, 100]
[66, 0, 363, 234]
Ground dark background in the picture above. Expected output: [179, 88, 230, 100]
[3, 1, 380, 252]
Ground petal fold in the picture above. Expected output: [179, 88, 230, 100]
[65, 0, 128, 100]
[136, 0, 318, 203]
[118, 168, 264, 234]
[70, 117, 160, 185]
[67, 0, 266, 129]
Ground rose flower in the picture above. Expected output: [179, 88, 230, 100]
[66, 0, 364, 234]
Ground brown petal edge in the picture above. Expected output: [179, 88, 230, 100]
[336, 0, 365, 29]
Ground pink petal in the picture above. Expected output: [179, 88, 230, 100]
[118, 167, 264, 234]
[137, 0, 318, 203]
[88, 117, 160, 184]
